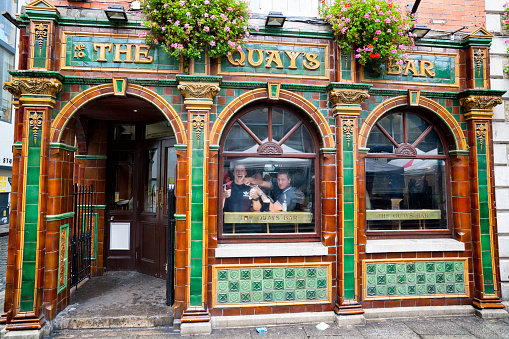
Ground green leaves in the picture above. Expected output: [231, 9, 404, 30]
[140, 0, 250, 62]
[320, 0, 414, 67]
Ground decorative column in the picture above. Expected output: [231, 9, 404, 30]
[460, 92, 505, 313]
[177, 76, 220, 332]
[328, 84, 370, 317]
[2, 75, 62, 329]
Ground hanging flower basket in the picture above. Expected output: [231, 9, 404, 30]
[320, 0, 415, 68]
[503, 2, 509, 73]
[139, 0, 251, 69]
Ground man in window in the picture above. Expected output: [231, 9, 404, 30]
[252, 170, 298, 212]
[223, 164, 254, 212]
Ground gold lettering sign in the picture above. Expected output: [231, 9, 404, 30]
[387, 59, 436, 77]
[224, 212, 313, 224]
[366, 209, 441, 220]
[92, 43, 154, 64]
[226, 48, 322, 71]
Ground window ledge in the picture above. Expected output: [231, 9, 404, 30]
[365, 238, 465, 253]
[215, 242, 328, 258]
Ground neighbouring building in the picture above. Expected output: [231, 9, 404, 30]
[0, 0, 507, 335]
[486, 0, 509, 301]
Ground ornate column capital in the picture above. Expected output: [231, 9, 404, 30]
[177, 82, 221, 111]
[459, 95, 502, 120]
[3, 77, 62, 108]
[328, 89, 370, 116]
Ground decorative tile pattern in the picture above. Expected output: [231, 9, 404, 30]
[363, 259, 469, 300]
[213, 264, 331, 307]
[57, 224, 69, 293]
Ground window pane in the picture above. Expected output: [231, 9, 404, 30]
[367, 125, 395, 154]
[283, 125, 314, 153]
[110, 151, 134, 210]
[144, 148, 159, 213]
[415, 128, 444, 154]
[240, 108, 269, 142]
[406, 113, 430, 145]
[272, 108, 300, 142]
[113, 124, 135, 141]
[222, 156, 315, 234]
[366, 158, 447, 231]
[224, 122, 258, 152]
[379, 113, 403, 144]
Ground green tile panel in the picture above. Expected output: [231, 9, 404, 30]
[213, 264, 331, 307]
[364, 260, 468, 300]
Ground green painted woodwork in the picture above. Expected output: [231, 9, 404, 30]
[215, 266, 329, 306]
[46, 212, 75, 221]
[340, 51, 353, 81]
[49, 142, 77, 152]
[365, 261, 467, 299]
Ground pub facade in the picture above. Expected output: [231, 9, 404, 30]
[1, 0, 507, 334]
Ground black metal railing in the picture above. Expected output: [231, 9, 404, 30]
[166, 183, 176, 306]
[71, 184, 94, 288]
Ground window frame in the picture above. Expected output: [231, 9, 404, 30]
[218, 103, 321, 243]
[364, 110, 453, 239]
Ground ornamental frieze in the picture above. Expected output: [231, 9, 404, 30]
[178, 83, 220, 100]
[329, 89, 369, 116]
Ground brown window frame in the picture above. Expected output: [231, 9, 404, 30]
[218, 104, 321, 243]
[365, 110, 453, 239]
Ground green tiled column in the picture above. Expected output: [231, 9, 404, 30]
[189, 114, 205, 307]
[474, 123, 496, 296]
[19, 110, 44, 312]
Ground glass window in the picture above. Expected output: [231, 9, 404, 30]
[109, 150, 134, 211]
[220, 105, 318, 240]
[365, 111, 449, 233]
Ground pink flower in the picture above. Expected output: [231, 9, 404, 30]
[384, 18, 390, 23]
[209, 41, 216, 46]
[227, 6, 233, 11]
[356, 47, 361, 52]
[140, 22, 144, 27]
[326, 14, 332, 19]
[375, 30, 381, 35]
[205, 0, 210, 3]
[137, 12, 141, 17]
[186, 12, 191, 16]
[364, 14, 370, 19]
[341, 27, 347, 33]
[255, 26, 260, 32]
[243, 37, 249, 43]
[232, 19, 237, 24]
[355, 54, 361, 58]
[397, 60, 404, 65]
[162, 26, 166, 31]
[138, 32, 147, 38]
[220, 13, 226, 19]
[171, 43, 177, 48]
[344, 17, 350, 23]
[225, 26, 230, 32]
[243, 26, 247, 31]
[375, 19, 380, 23]
[179, 0, 185, 5]
[164, 3, 168, 8]
[387, 29, 391, 33]
[237, 46, 242, 52]
[178, 44, 183, 49]
[184, 23, 190, 29]
[153, 39, 158, 44]
[204, 26, 210, 32]
[167, 18, 172, 22]
[211, 14, 216, 19]
[204, 13, 209, 17]
[399, 44, 405, 49]
[174, 20, 180, 26]
[398, 31, 403, 36]
[391, 49, 397, 53]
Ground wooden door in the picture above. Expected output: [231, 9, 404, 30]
[137, 139, 176, 278]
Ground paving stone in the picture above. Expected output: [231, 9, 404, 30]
[208, 327, 254, 339]
[403, 318, 471, 335]
[357, 320, 420, 339]
[453, 317, 509, 339]
[303, 324, 363, 338]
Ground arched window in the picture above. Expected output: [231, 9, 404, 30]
[219, 104, 319, 241]
[365, 110, 451, 235]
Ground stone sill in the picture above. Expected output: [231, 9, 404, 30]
[215, 242, 328, 258]
[365, 238, 465, 253]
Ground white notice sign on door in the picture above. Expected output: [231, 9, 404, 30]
[110, 222, 130, 250]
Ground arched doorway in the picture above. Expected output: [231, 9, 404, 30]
[74, 94, 178, 278]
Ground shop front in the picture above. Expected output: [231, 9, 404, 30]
[0, 0, 506, 334]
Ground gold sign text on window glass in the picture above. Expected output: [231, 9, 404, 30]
[224, 212, 313, 224]
[366, 209, 441, 220]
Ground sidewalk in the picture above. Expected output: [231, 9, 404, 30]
[48, 315, 509, 338]
[0, 224, 8, 237]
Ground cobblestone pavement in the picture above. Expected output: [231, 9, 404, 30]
[48, 316, 509, 338]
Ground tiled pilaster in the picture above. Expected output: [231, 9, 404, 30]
[328, 85, 370, 315]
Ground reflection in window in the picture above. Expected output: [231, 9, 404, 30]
[110, 151, 134, 210]
[365, 112, 448, 232]
[220, 105, 318, 237]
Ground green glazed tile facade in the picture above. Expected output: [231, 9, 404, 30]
[213, 264, 331, 307]
[475, 123, 496, 295]
[363, 260, 468, 300]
